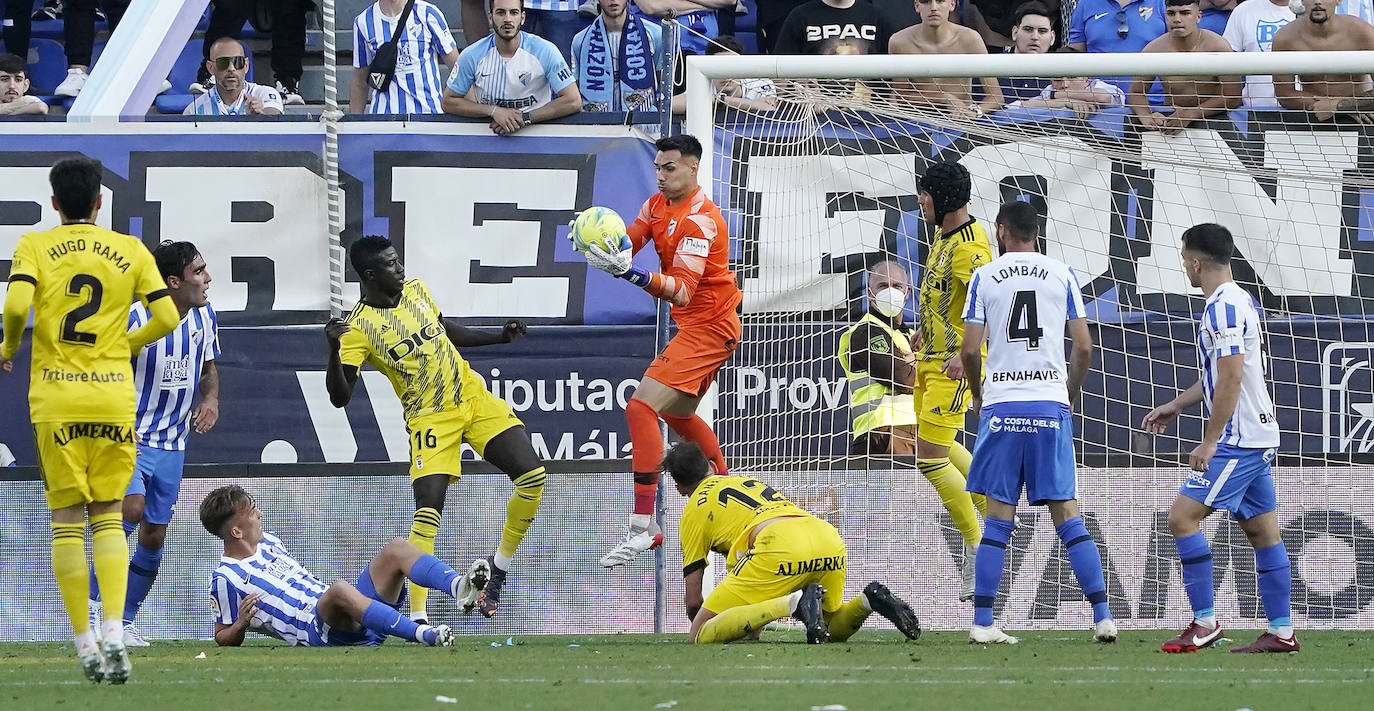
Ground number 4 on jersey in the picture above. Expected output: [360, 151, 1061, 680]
[1007, 289, 1043, 350]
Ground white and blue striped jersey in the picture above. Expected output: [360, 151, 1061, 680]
[1198, 282, 1279, 449]
[449, 31, 575, 110]
[182, 83, 285, 116]
[963, 252, 1087, 407]
[209, 532, 326, 647]
[130, 303, 219, 450]
[353, 0, 459, 115]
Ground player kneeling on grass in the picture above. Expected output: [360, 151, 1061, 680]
[201, 485, 469, 648]
[666, 443, 922, 644]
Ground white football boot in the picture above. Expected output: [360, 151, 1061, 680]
[969, 624, 1019, 645]
[600, 522, 664, 568]
[1094, 619, 1119, 643]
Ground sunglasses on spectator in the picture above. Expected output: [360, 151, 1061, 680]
[1116, 10, 1129, 39]
[212, 56, 248, 70]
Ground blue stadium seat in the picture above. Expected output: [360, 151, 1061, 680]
[736, 32, 758, 54]
[167, 40, 208, 94]
[20, 39, 68, 94]
[154, 94, 196, 114]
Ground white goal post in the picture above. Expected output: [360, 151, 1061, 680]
[680, 50, 1374, 630]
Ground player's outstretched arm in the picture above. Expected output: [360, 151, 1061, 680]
[214, 593, 259, 647]
[324, 317, 360, 408]
[0, 276, 35, 369]
[1141, 380, 1203, 433]
[441, 318, 526, 348]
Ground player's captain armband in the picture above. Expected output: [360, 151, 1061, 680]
[1210, 328, 1245, 352]
[679, 236, 711, 258]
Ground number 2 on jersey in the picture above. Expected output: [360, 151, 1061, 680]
[1007, 289, 1043, 350]
[60, 274, 103, 346]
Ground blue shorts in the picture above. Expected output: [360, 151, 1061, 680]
[1178, 444, 1277, 520]
[311, 564, 408, 647]
[124, 445, 185, 525]
[966, 402, 1076, 506]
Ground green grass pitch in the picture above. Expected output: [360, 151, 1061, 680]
[3, 631, 1370, 710]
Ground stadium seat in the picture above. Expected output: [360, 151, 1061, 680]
[17, 39, 68, 94]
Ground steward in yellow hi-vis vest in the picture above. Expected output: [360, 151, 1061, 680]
[837, 261, 919, 455]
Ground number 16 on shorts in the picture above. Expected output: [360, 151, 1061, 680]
[411, 427, 436, 470]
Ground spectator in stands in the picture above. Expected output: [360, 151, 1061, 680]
[3, 1, 36, 76]
[1199, 0, 1234, 34]
[1065, 0, 1166, 91]
[890, 0, 1002, 119]
[976, 0, 1059, 43]
[756, 0, 806, 53]
[0, 52, 47, 115]
[1001, 1, 1056, 105]
[350, 0, 459, 115]
[571, 0, 662, 112]
[1128, 0, 1239, 135]
[1273, 0, 1374, 124]
[1339, 0, 1374, 26]
[1222, 0, 1294, 110]
[442, 0, 582, 135]
[520, 0, 584, 63]
[191, 0, 309, 105]
[1014, 75, 1126, 117]
[707, 35, 779, 111]
[873, 0, 1011, 47]
[634, 0, 733, 55]
[53, 0, 129, 97]
[775, 0, 895, 55]
[183, 37, 283, 116]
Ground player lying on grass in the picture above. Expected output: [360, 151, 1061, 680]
[665, 443, 923, 644]
[200, 485, 473, 647]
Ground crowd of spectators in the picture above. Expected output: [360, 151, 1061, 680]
[1, 0, 1372, 124]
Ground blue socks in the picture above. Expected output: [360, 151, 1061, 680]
[1255, 542, 1293, 636]
[1056, 517, 1111, 624]
[361, 599, 433, 644]
[972, 516, 1015, 627]
[1174, 531, 1215, 621]
[123, 543, 163, 622]
[408, 554, 462, 599]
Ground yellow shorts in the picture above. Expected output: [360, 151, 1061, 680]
[912, 360, 971, 447]
[702, 516, 847, 615]
[408, 384, 523, 483]
[33, 421, 137, 510]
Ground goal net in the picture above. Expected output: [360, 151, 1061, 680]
[686, 51, 1374, 631]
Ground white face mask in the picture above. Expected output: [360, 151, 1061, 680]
[872, 286, 907, 318]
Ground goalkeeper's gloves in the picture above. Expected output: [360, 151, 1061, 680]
[585, 237, 650, 286]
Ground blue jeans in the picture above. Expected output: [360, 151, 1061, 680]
[524, 8, 585, 64]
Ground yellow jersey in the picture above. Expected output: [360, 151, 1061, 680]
[678, 475, 812, 576]
[917, 218, 993, 362]
[338, 279, 471, 423]
[5, 224, 168, 423]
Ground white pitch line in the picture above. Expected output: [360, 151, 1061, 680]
[0, 676, 1369, 688]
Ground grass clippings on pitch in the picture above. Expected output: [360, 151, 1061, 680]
[1, 631, 1370, 710]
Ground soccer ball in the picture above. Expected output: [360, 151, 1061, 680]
[571, 206, 627, 254]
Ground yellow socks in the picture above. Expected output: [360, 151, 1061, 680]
[695, 594, 793, 644]
[90, 513, 128, 627]
[498, 468, 546, 562]
[52, 522, 89, 636]
[948, 441, 987, 516]
[918, 458, 982, 546]
[407, 507, 441, 620]
[825, 595, 872, 643]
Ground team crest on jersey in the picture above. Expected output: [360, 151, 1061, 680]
[667, 219, 678, 235]
[1139, 5, 1153, 20]
[210, 594, 220, 615]
[415, 456, 424, 470]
